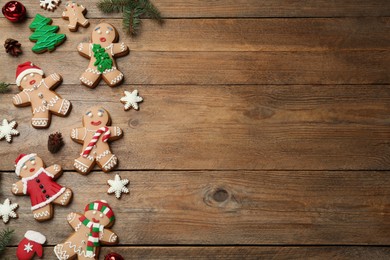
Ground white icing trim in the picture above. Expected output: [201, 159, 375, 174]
[31, 187, 66, 211]
[25, 230, 46, 244]
[33, 95, 60, 114]
[64, 241, 95, 258]
[16, 68, 43, 86]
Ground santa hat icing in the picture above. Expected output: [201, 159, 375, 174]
[85, 200, 115, 222]
[24, 230, 46, 244]
[15, 62, 44, 86]
[15, 153, 36, 176]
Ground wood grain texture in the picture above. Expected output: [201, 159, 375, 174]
[1, 170, 390, 245]
[3, 246, 390, 259]
[4, 0, 390, 18]
[1, 85, 390, 171]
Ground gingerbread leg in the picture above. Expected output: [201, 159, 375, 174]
[50, 98, 71, 116]
[54, 242, 75, 260]
[53, 188, 73, 206]
[96, 151, 118, 172]
[80, 68, 101, 88]
[102, 67, 124, 87]
[32, 204, 53, 221]
[78, 18, 89, 28]
[74, 155, 95, 174]
[32, 110, 50, 128]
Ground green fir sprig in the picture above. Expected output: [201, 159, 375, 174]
[0, 82, 10, 93]
[97, 0, 163, 36]
[0, 228, 14, 255]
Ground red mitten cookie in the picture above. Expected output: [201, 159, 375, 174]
[12, 154, 73, 221]
[17, 230, 46, 260]
[54, 200, 118, 260]
[71, 106, 123, 174]
[78, 23, 129, 88]
[12, 62, 72, 128]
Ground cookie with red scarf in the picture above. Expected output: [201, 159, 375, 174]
[54, 200, 118, 259]
[11, 153, 73, 221]
[71, 106, 123, 174]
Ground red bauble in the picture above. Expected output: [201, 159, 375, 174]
[2, 1, 26, 23]
[104, 253, 125, 260]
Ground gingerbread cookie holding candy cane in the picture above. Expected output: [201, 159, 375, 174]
[71, 106, 123, 174]
[54, 200, 118, 260]
[62, 1, 89, 32]
[78, 23, 129, 88]
[12, 153, 73, 221]
[12, 62, 72, 128]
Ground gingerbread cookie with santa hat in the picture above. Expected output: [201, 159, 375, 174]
[12, 153, 73, 221]
[12, 62, 72, 129]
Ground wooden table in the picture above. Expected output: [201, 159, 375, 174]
[1, 0, 390, 259]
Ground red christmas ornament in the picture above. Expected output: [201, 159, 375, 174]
[104, 253, 124, 260]
[2, 1, 26, 23]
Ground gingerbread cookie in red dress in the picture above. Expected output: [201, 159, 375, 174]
[54, 200, 118, 260]
[78, 23, 129, 88]
[12, 62, 72, 128]
[12, 153, 73, 221]
[71, 106, 123, 174]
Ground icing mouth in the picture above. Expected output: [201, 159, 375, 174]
[29, 80, 36, 85]
[92, 218, 100, 223]
[100, 37, 106, 42]
[30, 168, 35, 172]
[91, 121, 102, 126]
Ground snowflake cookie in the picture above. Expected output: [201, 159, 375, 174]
[40, 0, 60, 11]
[120, 90, 143, 111]
[0, 119, 19, 143]
[0, 198, 18, 223]
[107, 174, 129, 199]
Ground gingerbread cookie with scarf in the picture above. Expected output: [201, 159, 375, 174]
[12, 62, 72, 128]
[12, 153, 73, 221]
[71, 106, 123, 174]
[54, 200, 118, 259]
[78, 23, 129, 88]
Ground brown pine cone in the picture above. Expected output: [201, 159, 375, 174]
[48, 132, 64, 153]
[4, 38, 22, 57]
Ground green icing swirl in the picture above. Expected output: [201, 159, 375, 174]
[92, 44, 113, 73]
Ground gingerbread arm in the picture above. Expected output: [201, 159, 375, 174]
[100, 229, 118, 245]
[12, 91, 31, 106]
[43, 73, 62, 90]
[78, 43, 92, 57]
[45, 164, 63, 179]
[112, 42, 129, 57]
[66, 212, 83, 230]
[71, 127, 87, 143]
[11, 180, 24, 195]
[107, 126, 123, 141]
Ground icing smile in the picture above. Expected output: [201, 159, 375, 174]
[29, 80, 36, 85]
[91, 121, 102, 126]
[100, 37, 106, 42]
[30, 168, 35, 172]
[92, 218, 100, 223]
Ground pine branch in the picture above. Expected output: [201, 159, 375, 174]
[0, 82, 10, 93]
[142, 0, 163, 23]
[97, 0, 128, 13]
[0, 228, 14, 255]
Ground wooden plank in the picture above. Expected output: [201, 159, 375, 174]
[1, 170, 390, 245]
[1, 18, 389, 52]
[4, 246, 390, 259]
[1, 85, 390, 171]
[5, 0, 390, 18]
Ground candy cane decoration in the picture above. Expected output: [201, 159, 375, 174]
[82, 127, 110, 157]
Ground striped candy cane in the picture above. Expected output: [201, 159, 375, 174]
[82, 127, 110, 157]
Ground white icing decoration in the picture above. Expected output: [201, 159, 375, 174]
[0, 119, 19, 143]
[120, 90, 143, 110]
[0, 198, 18, 223]
[40, 0, 60, 11]
[24, 242, 33, 253]
[107, 174, 129, 199]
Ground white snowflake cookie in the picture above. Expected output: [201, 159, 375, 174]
[107, 174, 129, 199]
[0, 198, 18, 223]
[40, 0, 60, 11]
[0, 119, 19, 143]
[120, 90, 143, 111]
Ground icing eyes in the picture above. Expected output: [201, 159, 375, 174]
[23, 77, 27, 81]
[106, 30, 110, 34]
[93, 211, 96, 214]
[97, 109, 104, 117]
[22, 165, 27, 170]
[86, 111, 93, 118]
[99, 213, 103, 218]
[31, 160, 36, 165]
[30, 73, 34, 77]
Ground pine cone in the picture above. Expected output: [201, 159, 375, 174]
[4, 38, 22, 57]
[48, 132, 64, 154]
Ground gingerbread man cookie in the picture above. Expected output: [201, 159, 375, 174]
[12, 153, 73, 222]
[71, 106, 123, 174]
[78, 23, 129, 88]
[62, 1, 89, 32]
[54, 200, 118, 260]
[12, 62, 72, 128]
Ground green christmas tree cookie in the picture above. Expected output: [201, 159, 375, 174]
[29, 14, 66, 53]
